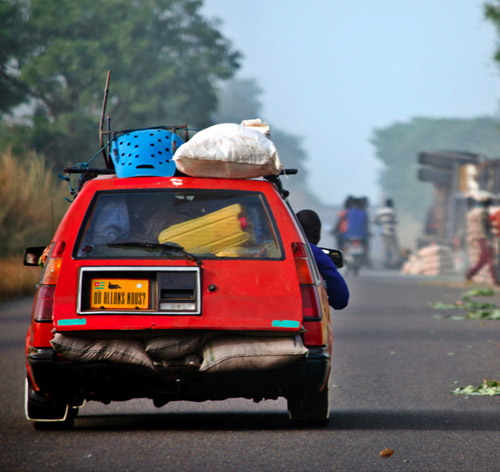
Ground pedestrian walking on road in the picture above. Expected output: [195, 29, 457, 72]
[465, 197, 498, 284]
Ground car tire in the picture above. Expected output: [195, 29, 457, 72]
[25, 379, 74, 430]
[287, 386, 330, 427]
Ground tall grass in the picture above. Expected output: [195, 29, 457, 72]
[0, 148, 68, 256]
[0, 148, 68, 300]
[0, 258, 41, 301]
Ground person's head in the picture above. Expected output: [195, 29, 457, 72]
[385, 198, 393, 208]
[297, 209, 321, 245]
[353, 198, 363, 209]
[344, 196, 354, 209]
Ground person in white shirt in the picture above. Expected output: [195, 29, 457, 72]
[374, 198, 400, 269]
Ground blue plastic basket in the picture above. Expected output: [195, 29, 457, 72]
[110, 128, 184, 178]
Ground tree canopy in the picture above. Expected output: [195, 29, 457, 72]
[213, 78, 308, 176]
[486, 1, 500, 66]
[213, 77, 325, 210]
[0, 0, 240, 167]
[371, 116, 500, 222]
[371, 4, 500, 229]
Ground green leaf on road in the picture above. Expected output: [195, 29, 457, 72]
[462, 288, 495, 299]
[431, 287, 500, 320]
[452, 379, 500, 396]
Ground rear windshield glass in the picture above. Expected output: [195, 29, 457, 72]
[75, 190, 282, 260]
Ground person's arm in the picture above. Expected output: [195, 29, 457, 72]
[311, 244, 349, 310]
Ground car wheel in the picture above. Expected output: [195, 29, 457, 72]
[25, 379, 74, 430]
[287, 386, 330, 427]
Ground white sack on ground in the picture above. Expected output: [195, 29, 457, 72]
[402, 244, 456, 276]
[173, 123, 281, 178]
[200, 335, 308, 372]
[51, 333, 153, 369]
[417, 245, 453, 258]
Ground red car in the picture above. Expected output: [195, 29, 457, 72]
[24, 131, 341, 429]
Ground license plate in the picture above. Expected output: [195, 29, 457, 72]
[349, 244, 364, 255]
[90, 279, 149, 309]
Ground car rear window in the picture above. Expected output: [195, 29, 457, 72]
[75, 190, 283, 260]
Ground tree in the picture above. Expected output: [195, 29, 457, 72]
[0, 0, 35, 113]
[213, 77, 328, 211]
[0, 0, 240, 167]
[371, 116, 500, 223]
[485, 1, 500, 67]
[213, 77, 308, 176]
[213, 78, 263, 124]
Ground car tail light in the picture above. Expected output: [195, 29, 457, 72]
[33, 241, 65, 321]
[41, 258, 63, 285]
[33, 285, 56, 321]
[293, 242, 321, 320]
[300, 285, 322, 319]
[40, 241, 65, 285]
[292, 242, 314, 284]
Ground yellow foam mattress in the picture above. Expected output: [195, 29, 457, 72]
[158, 203, 254, 255]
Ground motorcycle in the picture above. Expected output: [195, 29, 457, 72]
[344, 238, 365, 276]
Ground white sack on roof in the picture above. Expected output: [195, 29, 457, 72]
[173, 123, 281, 178]
[240, 118, 271, 137]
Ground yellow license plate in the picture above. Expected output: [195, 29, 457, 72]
[90, 279, 149, 309]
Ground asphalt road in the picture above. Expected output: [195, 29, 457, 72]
[1, 270, 499, 472]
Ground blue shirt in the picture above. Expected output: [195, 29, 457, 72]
[344, 208, 368, 239]
[310, 243, 349, 310]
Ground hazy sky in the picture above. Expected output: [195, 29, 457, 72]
[202, 0, 500, 206]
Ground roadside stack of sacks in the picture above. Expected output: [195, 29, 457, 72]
[402, 244, 456, 276]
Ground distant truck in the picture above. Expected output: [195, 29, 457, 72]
[417, 150, 500, 247]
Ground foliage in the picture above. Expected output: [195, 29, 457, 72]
[213, 78, 309, 178]
[213, 78, 264, 125]
[452, 379, 500, 396]
[371, 116, 500, 223]
[0, 0, 35, 113]
[0, 148, 68, 256]
[0, 257, 41, 301]
[485, 1, 500, 65]
[431, 286, 500, 320]
[0, 0, 240, 168]
[213, 77, 325, 210]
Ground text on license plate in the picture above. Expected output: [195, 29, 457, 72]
[90, 279, 149, 309]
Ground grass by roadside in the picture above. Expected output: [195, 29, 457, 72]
[0, 148, 67, 256]
[0, 257, 41, 302]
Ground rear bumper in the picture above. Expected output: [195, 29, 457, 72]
[28, 347, 330, 404]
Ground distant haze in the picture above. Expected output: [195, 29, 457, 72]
[203, 0, 500, 206]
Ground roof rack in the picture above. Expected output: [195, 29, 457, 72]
[60, 71, 298, 200]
